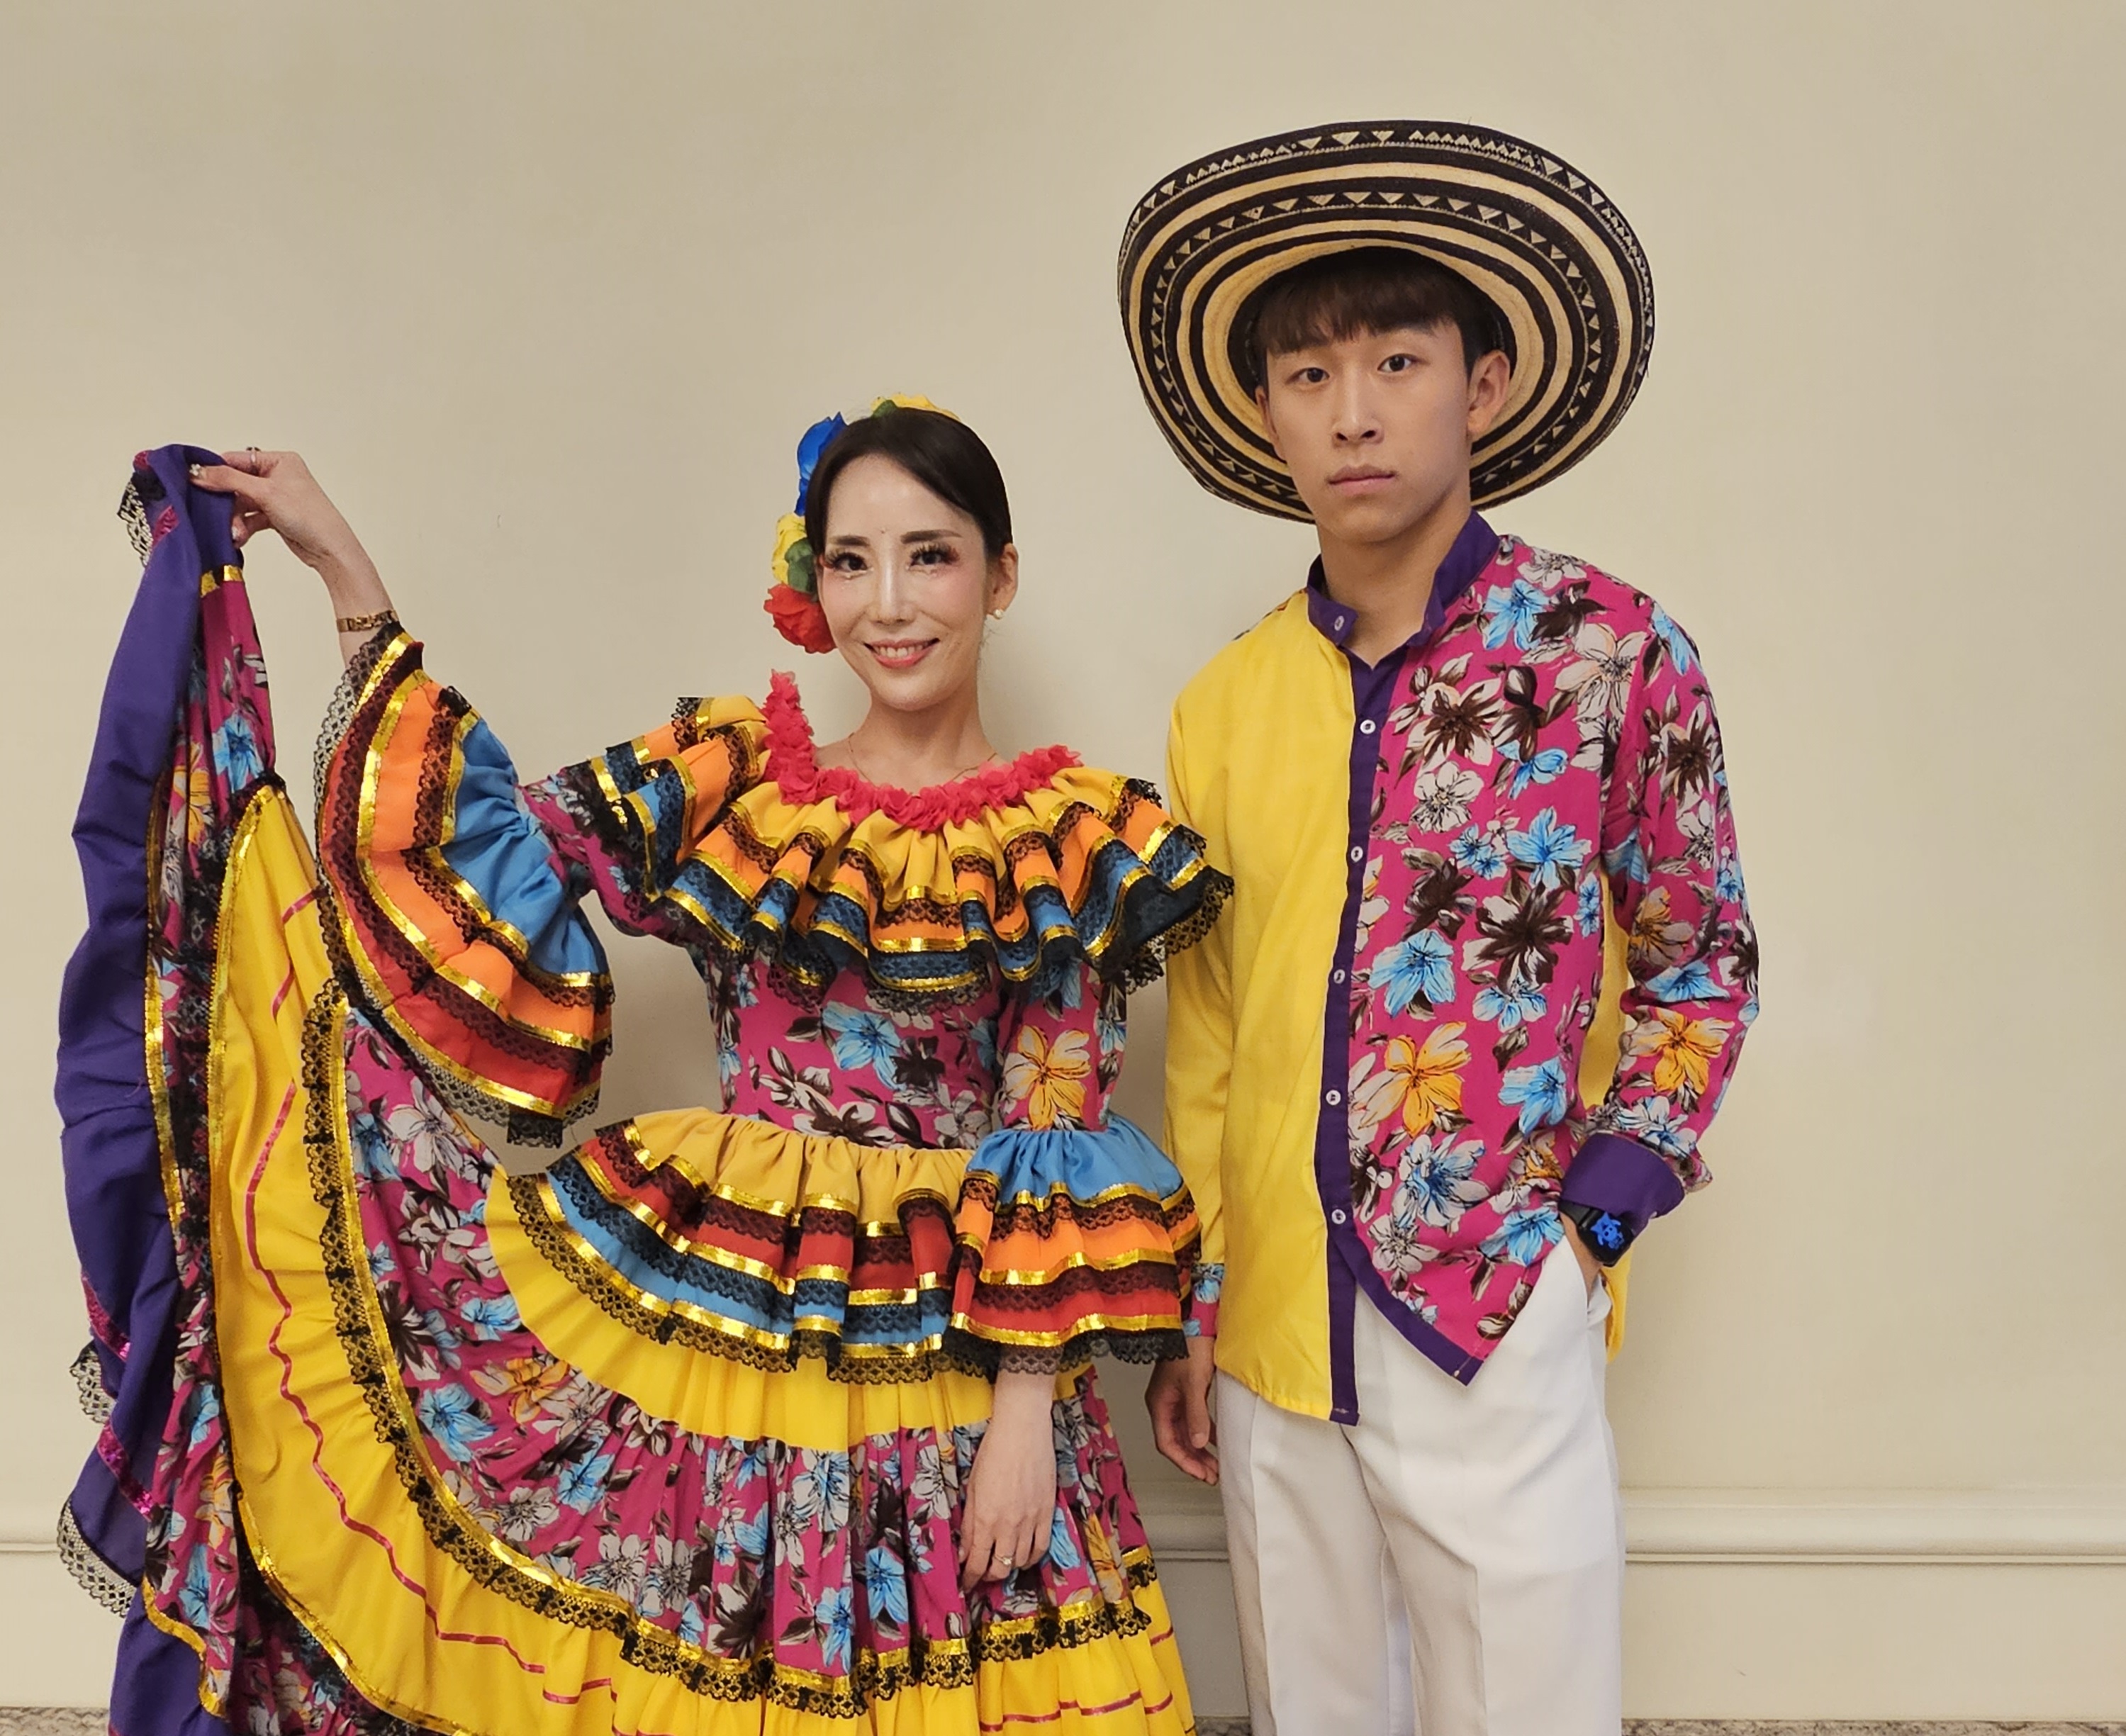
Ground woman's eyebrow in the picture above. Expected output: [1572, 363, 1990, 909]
[898, 529, 959, 543]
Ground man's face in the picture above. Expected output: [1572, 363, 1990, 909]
[1256, 323, 1510, 547]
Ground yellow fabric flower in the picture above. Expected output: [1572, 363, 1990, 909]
[474, 1355, 573, 1425]
[1385, 1023, 1470, 1131]
[1000, 1024, 1092, 1130]
[1635, 1008, 1731, 1098]
[770, 512, 812, 595]
[870, 393, 956, 420]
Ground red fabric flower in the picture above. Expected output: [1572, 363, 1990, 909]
[152, 505, 178, 544]
[763, 586, 835, 654]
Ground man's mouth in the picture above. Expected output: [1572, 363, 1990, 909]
[1328, 466, 1397, 493]
[866, 639, 937, 669]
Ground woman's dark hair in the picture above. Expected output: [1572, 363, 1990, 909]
[803, 408, 1013, 562]
[1238, 247, 1512, 390]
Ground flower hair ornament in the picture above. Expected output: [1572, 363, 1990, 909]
[764, 395, 955, 652]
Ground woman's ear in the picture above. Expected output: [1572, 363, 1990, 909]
[985, 544, 1021, 619]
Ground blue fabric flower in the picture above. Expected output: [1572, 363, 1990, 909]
[211, 712, 265, 790]
[460, 1293, 522, 1340]
[1369, 930, 1455, 1017]
[1650, 605, 1697, 674]
[862, 1544, 910, 1628]
[556, 1445, 617, 1513]
[793, 413, 849, 513]
[1604, 828, 1648, 887]
[1481, 577, 1548, 651]
[1576, 876, 1605, 937]
[1499, 1056, 1571, 1133]
[815, 1584, 855, 1673]
[1508, 808, 1592, 890]
[1504, 743, 1568, 797]
[1646, 959, 1719, 1003]
[822, 1003, 902, 1087]
[414, 1383, 494, 1465]
[1473, 980, 1548, 1031]
[1450, 827, 1507, 879]
[1481, 1205, 1563, 1265]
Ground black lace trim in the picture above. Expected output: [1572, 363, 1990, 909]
[57, 1502, 133, 1615]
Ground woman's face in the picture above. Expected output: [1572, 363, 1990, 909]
[816, 454, 1017, 717]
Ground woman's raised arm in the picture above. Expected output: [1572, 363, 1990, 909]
[189, 449, 394, 663]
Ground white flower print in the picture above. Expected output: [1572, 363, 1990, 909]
[1555, 620, 1647, 736]
[1411, 765, 1482, 834]
[580, 1532, 648, 1602]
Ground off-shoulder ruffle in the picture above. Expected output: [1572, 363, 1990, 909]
[532, 676, 1231, 1008]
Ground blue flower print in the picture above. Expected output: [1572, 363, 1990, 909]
[1715, 858, 1748, 905]
[349, 1103, 396, 1180]
[822, 1004, 903, 1087]
[1504, 743, 1569, 798]
[1473, 980, 1548, 1031]
[1575, 875, 1604, 937]
[178, 1545, 215, 1629]
[1481, 577, 1548, 651]
[1369, 930, 1455, 1017]
[1449, 827, 1506, 879]
[1498, 1056, 1570, 1134]
[1604, 828, 1647, 887]
[556, 1445, 617, 1513]
[1045, 1506, 1082, 1572]
[1650, 605, 1698, 675]
[677, 1600, 708, 1647]
[1646, 959, 1719, 1003]
[1507, 809, 1592, 891]
[183, 1382, 222, 1450]
[713, 1505, 771, 1568]
[1480, 1205, 1562, 1265]
[460, 1292, 521, 1340]
[211, 712, 266, 790]
[1394, 1134, 1489, 1230]
[414, 1383, 494, 1465]
[813, 1584, 855, 1674]
[862, 1543, 911, 1628]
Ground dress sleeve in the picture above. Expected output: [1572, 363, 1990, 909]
[946, 961, 1200, 1372]
[315, 633, 762, 1144]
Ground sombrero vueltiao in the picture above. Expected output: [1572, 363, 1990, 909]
[1118, 121, 1655, 517]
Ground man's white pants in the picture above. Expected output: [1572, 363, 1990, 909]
[1217, 1245, 1623, 1735]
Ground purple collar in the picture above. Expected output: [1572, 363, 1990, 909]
[1305, 510, 1499, 657]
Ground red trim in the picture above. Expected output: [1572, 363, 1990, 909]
[761, 671, 1080, 828]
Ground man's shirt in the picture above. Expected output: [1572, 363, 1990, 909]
[1164, 517, 1758, 1421]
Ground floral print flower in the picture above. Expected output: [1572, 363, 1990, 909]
[1368, 929, 1455, 1017]
[1000, 1025, 1092, 1130]
[1351, 1024, 1469, 1135]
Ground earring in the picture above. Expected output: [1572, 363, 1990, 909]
[988, 609, 1006, 620]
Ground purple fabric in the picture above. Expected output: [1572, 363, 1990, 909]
[1558, 1130, 1686, 1229]
[56, 445, 237, 1728]
[1307, 512, 1500, 1418]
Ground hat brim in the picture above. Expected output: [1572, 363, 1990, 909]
[1118, 122, 1655, 518]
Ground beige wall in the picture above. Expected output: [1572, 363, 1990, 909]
[4, 1, 2122, 1716]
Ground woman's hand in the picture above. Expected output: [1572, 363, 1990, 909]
[958, 1370, 1057, 1593]
[189, 449, 388, 614]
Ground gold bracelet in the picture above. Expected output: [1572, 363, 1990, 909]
[335, 609, 399, 634]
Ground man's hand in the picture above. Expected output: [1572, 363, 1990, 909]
[1561, 1216, 1603, 1299]
[1146, 1337, 1219, 1484]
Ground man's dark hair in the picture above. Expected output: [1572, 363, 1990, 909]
[1241, 247, 1511, 390]
[805, 407, 1013, 561]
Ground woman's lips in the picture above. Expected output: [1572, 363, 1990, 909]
[866, 639, 936, 669]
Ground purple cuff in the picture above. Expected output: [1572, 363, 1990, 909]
[1560, 1131, 1686, 1231]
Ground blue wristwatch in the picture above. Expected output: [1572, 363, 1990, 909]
[1560, 1200, 1635, 1265]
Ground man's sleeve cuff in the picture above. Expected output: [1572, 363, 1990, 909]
[1560, 1132, 1686, 1231]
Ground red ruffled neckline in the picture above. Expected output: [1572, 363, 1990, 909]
[761, 671, 1081, 829]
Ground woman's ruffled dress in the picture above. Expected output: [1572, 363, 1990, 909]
[56, 449, 1229, 1736]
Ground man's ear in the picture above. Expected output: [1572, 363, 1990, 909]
[1466, 349, 1513, 442]
[1254, 383, 1287, 464]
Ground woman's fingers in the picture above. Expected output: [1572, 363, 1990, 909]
[189, 462, 260, 498]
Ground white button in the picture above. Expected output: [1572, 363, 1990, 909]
[1325, 1089, 1342, 1107]
[1333, 615, 1348, 633]
[1332, 969, 1347, 985]
[1359, 719, 1377, 735]
[1349, 846, 1363, 863]
[1331, 1209, 1348, 1225]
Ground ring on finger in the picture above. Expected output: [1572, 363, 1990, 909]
[246, 447, 262, 471]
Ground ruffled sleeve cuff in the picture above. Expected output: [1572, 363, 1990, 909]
[949, 1116, 1199, 1371]
[315, 632, 613, 1143]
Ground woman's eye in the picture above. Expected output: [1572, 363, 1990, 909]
[911, 543, 955, 566]
[827, 552, 867, 575]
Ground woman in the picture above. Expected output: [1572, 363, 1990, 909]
[57, 405, 1224, 1734]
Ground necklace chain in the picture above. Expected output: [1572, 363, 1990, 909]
[843, 736, 1000, 788]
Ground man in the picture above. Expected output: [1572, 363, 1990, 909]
[1119, 125, 1759, 1733]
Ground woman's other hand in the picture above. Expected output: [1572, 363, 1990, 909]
[958, 1370, 1057, 1593]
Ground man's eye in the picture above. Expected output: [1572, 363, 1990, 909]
[1382, 354, 1416, 373]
